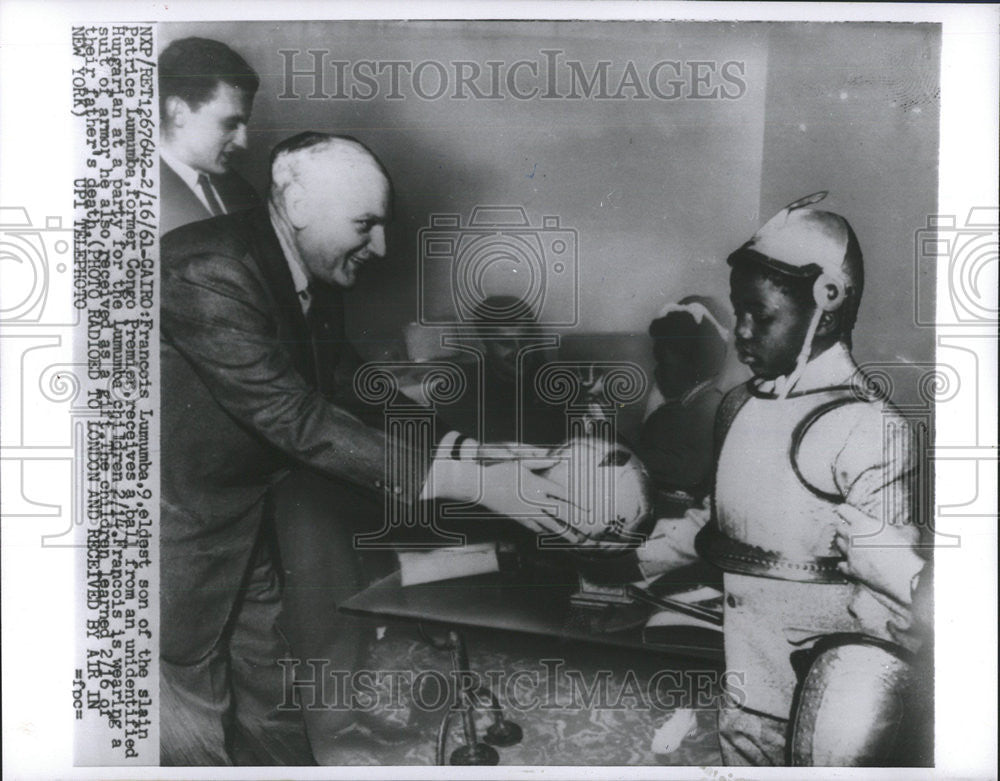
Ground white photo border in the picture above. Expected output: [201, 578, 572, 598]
[1, 2, 996, 779]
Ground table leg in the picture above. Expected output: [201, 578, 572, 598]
[444, 629, 522, 745]
[422, 625, 521, 765]
[445, 629, 499, 765]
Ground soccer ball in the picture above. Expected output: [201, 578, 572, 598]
[542, 435, 653, 541]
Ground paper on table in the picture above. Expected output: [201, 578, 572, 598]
[663, 585, 723, 605]
[643, 585, 724, 633]
[397, 542, 500, 587]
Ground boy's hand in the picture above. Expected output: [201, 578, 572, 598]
[834, 505, 924, 605]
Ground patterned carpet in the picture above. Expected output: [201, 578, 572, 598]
[331, 623, 724, 766]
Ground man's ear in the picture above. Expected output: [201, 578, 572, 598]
[283, 182, 310, 229]
[164, 95, 190, 128]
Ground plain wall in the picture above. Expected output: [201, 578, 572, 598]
[161, 21, 769, 340]
[160, 21, 939, 411]
[758, 23, 940, 408]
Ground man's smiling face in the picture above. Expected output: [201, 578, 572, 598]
[293, 160, 392, 289]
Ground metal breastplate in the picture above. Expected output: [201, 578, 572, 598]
[695, 522, 848, 583]
[696, 387, 866, 584]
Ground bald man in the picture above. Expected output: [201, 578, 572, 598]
[159, 134, 572, 764]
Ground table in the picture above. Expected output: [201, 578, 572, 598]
[341, 570, 723, 659]
[340, 568, 723, 764]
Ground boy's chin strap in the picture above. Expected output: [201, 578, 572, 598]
[776, 306, 824, 400]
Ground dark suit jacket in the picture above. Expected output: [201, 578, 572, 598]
[160, 158, 262, 235]
[160, 206, 417, 664]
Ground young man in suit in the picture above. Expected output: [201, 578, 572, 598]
[159, 133, 575, 765]
[158, 37, 262, 234]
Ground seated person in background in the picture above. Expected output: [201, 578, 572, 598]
[439, 294, 567, 447]
[516, 296, 731, 586]
[639, 295, 730, 518]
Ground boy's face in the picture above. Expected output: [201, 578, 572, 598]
[729, 265, 815, 380]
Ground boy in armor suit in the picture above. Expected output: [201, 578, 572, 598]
[632, 193, 925, 765]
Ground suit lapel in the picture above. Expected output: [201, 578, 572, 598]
[244, 208, 349, 395]
[160, 160, 212, 235]
[214, 170, 262, 215]
[246, 207, 314, 377]
[160, 158, 261, 235]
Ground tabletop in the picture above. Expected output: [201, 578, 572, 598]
[340, 569, 724, 662]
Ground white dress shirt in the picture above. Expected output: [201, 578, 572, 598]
[269, 204, 312, 315]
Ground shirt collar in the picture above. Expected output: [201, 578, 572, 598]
[268, 203, 311, 300]
[756, 342, 856, 396]
[160, 146, 202, 193]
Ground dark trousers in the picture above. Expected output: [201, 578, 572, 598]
[717, 695, 789, 766]
[272, 469, 393, 764]
[160, 469, 389, 765]
[160, 536, 314, 765]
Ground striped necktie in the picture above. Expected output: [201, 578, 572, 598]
[197, 173, 225, 217]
